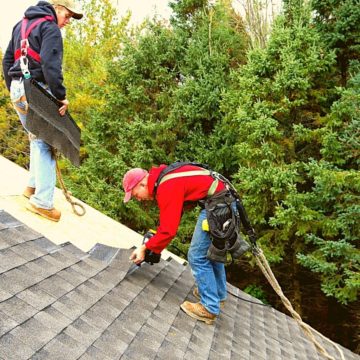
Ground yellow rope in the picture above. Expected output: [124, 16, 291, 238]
[253, 247, 345, 360]
[55, 156, 86, 217]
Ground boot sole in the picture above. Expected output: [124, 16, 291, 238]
[180, 303, 215, 325]
[26, 203, 60, 222]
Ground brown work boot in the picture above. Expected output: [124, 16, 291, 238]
[26, 202, 61, 222]
[23, 186, 35, 199]
[180, 301, 216, 325]
[193, 287, 225, 308]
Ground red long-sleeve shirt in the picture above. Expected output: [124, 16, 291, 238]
[144, 164, 225, 254]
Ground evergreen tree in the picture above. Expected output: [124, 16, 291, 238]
[62, 0, 129, 128]
[294, 69, 360, 304]
[169, 0, 248, 165]
[220, 1, 359, 305]
[57, 0, 130, 201]
[311, 0, 360, 85]
[68, 0, 249, 235]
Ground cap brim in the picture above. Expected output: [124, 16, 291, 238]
[64, 6, 83, 19]
[72, 12, 83, 20]
[123, 191, 132, 203]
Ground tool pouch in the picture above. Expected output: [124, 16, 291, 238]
[207, 243, 228, 263]
[227, 234, 251, 259]
[205, 190, 250, 262]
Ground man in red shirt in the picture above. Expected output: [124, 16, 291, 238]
[123, 163, 228, 325]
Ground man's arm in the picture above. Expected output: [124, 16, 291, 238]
[145, 186, 185, 254]
[2, 38, 15, 91]
[39, 23, 66, 101]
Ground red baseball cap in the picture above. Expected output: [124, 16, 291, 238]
[122, 168, 148, 203]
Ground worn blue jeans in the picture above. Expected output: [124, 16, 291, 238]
[10, 79, 56, 209]
[188, 208, 227, 315]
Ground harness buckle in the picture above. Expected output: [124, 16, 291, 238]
[20, 39, 29, 54]
[19, 56, 31, 78]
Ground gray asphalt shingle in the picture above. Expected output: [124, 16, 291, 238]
[0, 210, 358, 360]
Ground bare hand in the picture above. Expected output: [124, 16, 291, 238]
[129, 245, 146, 265]
[58, 98, 69, 116]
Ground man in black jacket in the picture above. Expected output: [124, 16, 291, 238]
[2, 1, 83, 222]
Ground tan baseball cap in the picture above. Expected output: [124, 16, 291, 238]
[51, 0, 83, 20]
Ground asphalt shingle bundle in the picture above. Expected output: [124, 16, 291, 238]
[24, 78, 81, 167]
[0, 210, 358, 360]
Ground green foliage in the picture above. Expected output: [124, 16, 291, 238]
[293, 71, 360, 303]
[320, 69, 360, 167]
[311, 0, 360, 84]
[169, 0, 209, 25]
[65, 21, 181, 230]
[244, 284, 269, 304]
[63, 0, 130, 128]
[218, 5, 336, 217]
[169, 2, 248, 164]
[67, 0, 249, 242]
[215, 2, 359, 304]
[64, 0, 359, 305]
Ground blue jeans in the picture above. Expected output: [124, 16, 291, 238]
[10, 79, 56, 209]
[188, 208, 227, 315]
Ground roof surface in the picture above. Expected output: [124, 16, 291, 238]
[0, 155, 184, 264]
[0, 210, 358, 360]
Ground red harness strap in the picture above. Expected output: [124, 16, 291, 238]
[14, 15, 55, 62]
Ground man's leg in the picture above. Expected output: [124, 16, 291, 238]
[10, 79, 59, 220]
[29, 139, 56, 210]
[10, 80, 35, 189]
[213, 262, 227, 302]
[25, 134, 36, 189]
[188, 209, 221, 315]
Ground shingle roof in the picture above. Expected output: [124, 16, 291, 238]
[0, 210, 358, 360]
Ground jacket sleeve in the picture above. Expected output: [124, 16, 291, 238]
[39, 23, 66, 100]
[145, 184, 185, 254]
[2, 37, 15, 91]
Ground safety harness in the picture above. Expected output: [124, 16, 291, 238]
[154, 162, 257, 261]
[14, 16, 55, 78]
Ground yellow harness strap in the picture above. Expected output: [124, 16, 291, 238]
[158, 170, 219, 196]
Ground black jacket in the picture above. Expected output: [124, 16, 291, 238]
[2, 1, 66, 100]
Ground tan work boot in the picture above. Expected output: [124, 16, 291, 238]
[26, 202, 61, 222]
[23, 187, 35, 199]
[180, 301, 216, 325]
[193, 287, 226, 308]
